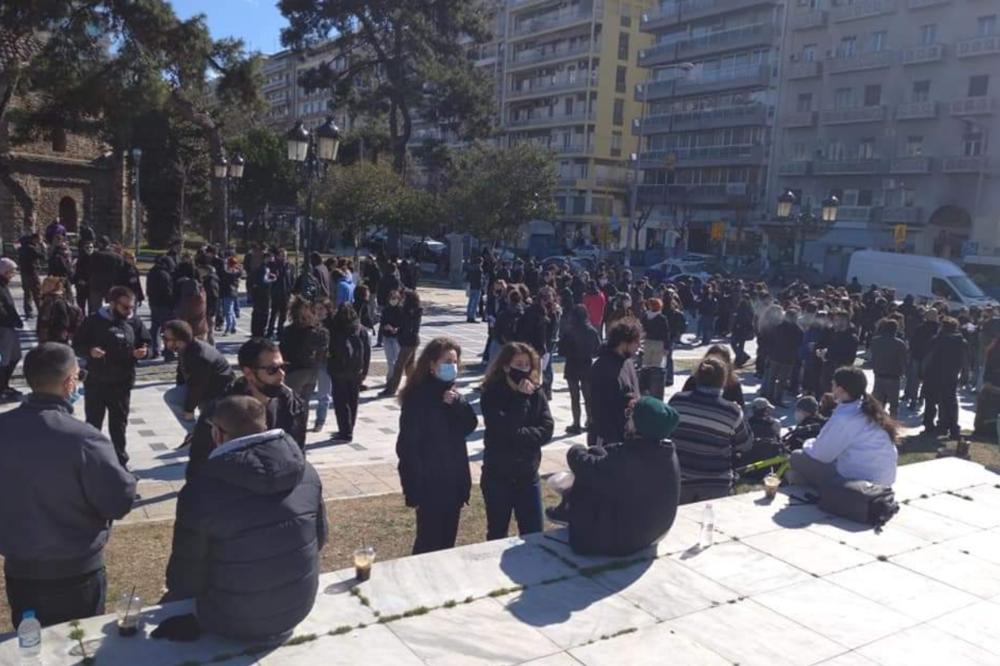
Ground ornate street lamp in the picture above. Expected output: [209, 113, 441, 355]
[214, 154, 245, 248]
[315, 116, 342, 162]
[285, 117, 341, 259]
[285, 121, 310, 162]
[777, 190, 839, 267]
[213, 156, 228, 179]
[821, 194, 840, 223]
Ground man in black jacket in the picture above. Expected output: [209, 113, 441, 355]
[266, 248, 295, 337]
[761, 307, 803, 407]
[86, 236, 126, 313]
[870, 317, 908, 417]
[555, 397, 681, 556]
[185, 337, 307, 479]
[146, 256, 175, 360]
[588, 317, 642, 446]
[162, 395, 325, 641]
[922, 317, 968, 440]
[906, 308, 940, 410]
[162, 320, 235, 422]
[0, 343, 136, 628]
[73, 286, 151, 466]
[817, 311, 859, 394]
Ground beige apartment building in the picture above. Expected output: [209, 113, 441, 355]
[773, 0, 1000, 275]
[261, 44, 358, 136]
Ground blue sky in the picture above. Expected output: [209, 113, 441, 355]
[170, 0, 290, 55]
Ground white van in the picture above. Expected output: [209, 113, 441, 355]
[846, 250, 996, 309]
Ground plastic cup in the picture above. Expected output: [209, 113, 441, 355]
[115, 591, 142, 637]
[354, 546, 376, 582]
[763, 474, 780, 500]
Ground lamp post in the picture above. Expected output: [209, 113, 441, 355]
[131, 147, 142, 257]
[776, 190, 839, 266]
[213, 154, 245, 249]
[285, 117, 341, 260]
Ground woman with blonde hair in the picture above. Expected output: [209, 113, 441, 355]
[37, 275, 83, 344]
[479, 342, 553, 539]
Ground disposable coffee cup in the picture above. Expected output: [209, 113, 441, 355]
[115, 591, 142, 637]
[763, 474, 780, 500]
[354, 546, 376, 582]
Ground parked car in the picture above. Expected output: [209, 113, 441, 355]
[764, 265, 827, 289]
[568, 244, 601, 261]
[644, 259, 712, 284]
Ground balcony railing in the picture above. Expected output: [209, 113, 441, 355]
[813, 159, 887, 175]
[837, 205, 880, 222]
[672, 64, 771, 96]
[891, 156, 933, 173]
[636, 104, 767, 134]
[901, 43, 944, 65]
[512, 5, 597, 38]
[895, 101, 937, 120]
[638, 24, 776, 67]
[783, 111, 817, 128]
[826, 49, 897, 74]
[778, 161, 811, 176]
[942, 156, 990, 173]
[505, 110, 596, 128]
[882, 207, 924, 224]
[831, 0, 897, 23]
[507, 74, 596, 99]
[640, 0, 778, 32]
[949, 97, 998, 116]
[553, 144, 594, 155]
[639, 144, 764, 167]
[790, 11, 826, 31]
[509, 41, 594, 68]
[821, 106, 887, 125]
[637, 182, 752, 206]
[909, 0, 950, 8]
[786, 60, 821, 79]
[955, 35, 1000, 59]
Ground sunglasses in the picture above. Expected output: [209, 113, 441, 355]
[256, 363, 289, 376]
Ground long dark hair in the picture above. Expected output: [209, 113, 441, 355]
[399, 336, 462, 403]
[833, 366, 899, 443]
[482, 342, 540, 391]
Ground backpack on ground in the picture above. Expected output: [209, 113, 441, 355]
[818, 480, 899, 530]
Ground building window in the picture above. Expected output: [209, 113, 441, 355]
[912, 80, 930, 102]
[833, 87, 853, 109]
[802, 44, 817, 62]
[919, 24, 937, 46]
[51, 127, 67, 153]
[615, 66, 627, 93]
[793, 142, 808, 160]
[977, 15, 998, 37]
[858, 138, 876, 160]
[611, 131, 623, 157]
[871, 31, 888, 52]
[964, 132, 984, 156]
[617, 32, 629, 61]
[863, 84, 882, 107]
[838, 36, 857, 57]
[828, 140, 846, 160]
[796, 93, 813, 112]
[905, 136, 924, 156]
[620, 4, 632, 27]
[613, 98, 625, 126]
[968, 74, 989, 97]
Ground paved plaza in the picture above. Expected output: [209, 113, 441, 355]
[2, 457, 999, 665]
[0, 277, 982, 523]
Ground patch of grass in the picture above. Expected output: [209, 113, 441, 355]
[442, 600, 458, 609]
[330, 625, 354, 636]
[487, 585, 524, 598]
[600, 627, 637, 641]
[283, 633, 317, 647]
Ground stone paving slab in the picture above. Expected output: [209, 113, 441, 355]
[6, 459, 999, 665]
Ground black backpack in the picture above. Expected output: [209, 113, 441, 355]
[330, 329, 365, 377]
[818, 480, 900, 530]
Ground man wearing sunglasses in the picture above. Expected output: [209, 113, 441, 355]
[73, 285, 151, 467]
[184, 337, 307, 480]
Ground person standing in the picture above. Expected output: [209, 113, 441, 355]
[480, 343, 554, 539]
[588, 317, 642, 446]
[0, 258, 24, 401]
[466, 257, 484, 323]
[906, 308, 940, 411]
[279, 298, 330, 431]
[0, 343, 136, 629]
[869, 318, 908, 418]
[559, 304, 600, 435]
[922, 317, 968, 441]
[73, 239, 94, 315]
[36, 276, 83, 345]
[250, 249, 276, 338]
[267, 248, 294, 337]
[72, 286, 151, 467]
[145, 256, 175, 361]
[396, 337, 478, 554]
[86, 236, 125, 313]
[219, 256, 242, 336]
[761, 307, 803, 407]
[817, 311, 859, 394]
[327, 303, 371, 442]
[16, 232, 45, 319]
[309, 251, 331, 300]
[379, 289, 403, 386]
[380, 289, 422, 398]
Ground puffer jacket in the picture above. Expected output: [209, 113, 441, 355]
[72, 306, 151, 385]
[166, 429, 326, 640]
[480, 380, 554, 484]
[396, 378, 478, 508]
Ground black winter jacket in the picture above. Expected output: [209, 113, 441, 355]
[910, 321, 940, 361]
[178, 340, 235, 413]
[923, 332, 968, 389]
[0, 281, 22, 329]
[870, 333, 908, 379]
[769, 320, 805, 365]
[396, 379, 478, 508]
[279, 324, 330, 372]
[88, 249, 125, 296]
[480, 381, 554, 484]
[146, 262, 174, 309]
[0, 394, 135, 579]
[166, 429, 326, 640]
[559, 321, 600, 381]
[642, 313, 671, 344]
[515, 303, 550, 356]
[397, 306, 422, 347]
[73, 306, 151, 385]
[567, 437, 680, 556]
[819, 327, 859, 368]
[588, 346, 640, 444]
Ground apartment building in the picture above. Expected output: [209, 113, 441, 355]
[497, 0, 654, 247]
[634, 0, 783, 254]
[774, 0, 1000, 275]
[260, 43, 356, 135]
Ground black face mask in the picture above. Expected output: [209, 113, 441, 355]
[258, 382, 284, 398]
[507, 367, 531, 385]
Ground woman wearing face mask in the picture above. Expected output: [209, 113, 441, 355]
[379, 289, 403, 381]
[380, 289, 422, 398]
[479, 342, 554, 539]
[396, 337, 479, 554]
[790, 366, 898, 488]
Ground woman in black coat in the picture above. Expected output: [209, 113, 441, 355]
[326, 303, 371, 441]
[480, 342, 554, 540]
[380, 289, 422, 397]
[559, 304, 600, 434]
[396, 337, 478, 554]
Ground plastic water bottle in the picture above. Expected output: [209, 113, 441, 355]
[17, 610, 41, 663]
[699, 503, 715, 549]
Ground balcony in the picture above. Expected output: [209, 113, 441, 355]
[511, 5, 597, 39]
[790, 11, 827, 31]
[895, 101, 937, 120]
[821, 106, 887, 125]
[639, 23, 776, 67]
[837, 206, 881, 222]
[901, 43, 944, 65]
[882, 207, 924, 224]
[636, 104, 768, 134]
[639, 144, 765, 169]
[942, 156, 990, 173]
[507, 74, 596, 100]
[670, 64, 772, 98]
[955, 35, 1000, 59]
[778, 161, 811, 176]
[505, 110, 596, 129]
[826, 49, 897, 74]
[786, 60, 821, 80]
[783, 111, 817, 128]
[637, 182, 753, 206]
[552, 144, 594, 155]
[949, 97, 998, 116]
[813, 159, 887, 175]
[891, 156, 933, 174]
[639, 0, 778, 33]
[831, 0, 897, 23]
[908, 0, 950, 8]
[508, 41, 595, 71]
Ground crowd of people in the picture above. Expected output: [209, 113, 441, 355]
[0, 231, 994, 646]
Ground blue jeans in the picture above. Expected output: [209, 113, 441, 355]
[480, 474, 544, 540]
[466, 289, 481, 320]
[221, 296, 237, 333]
